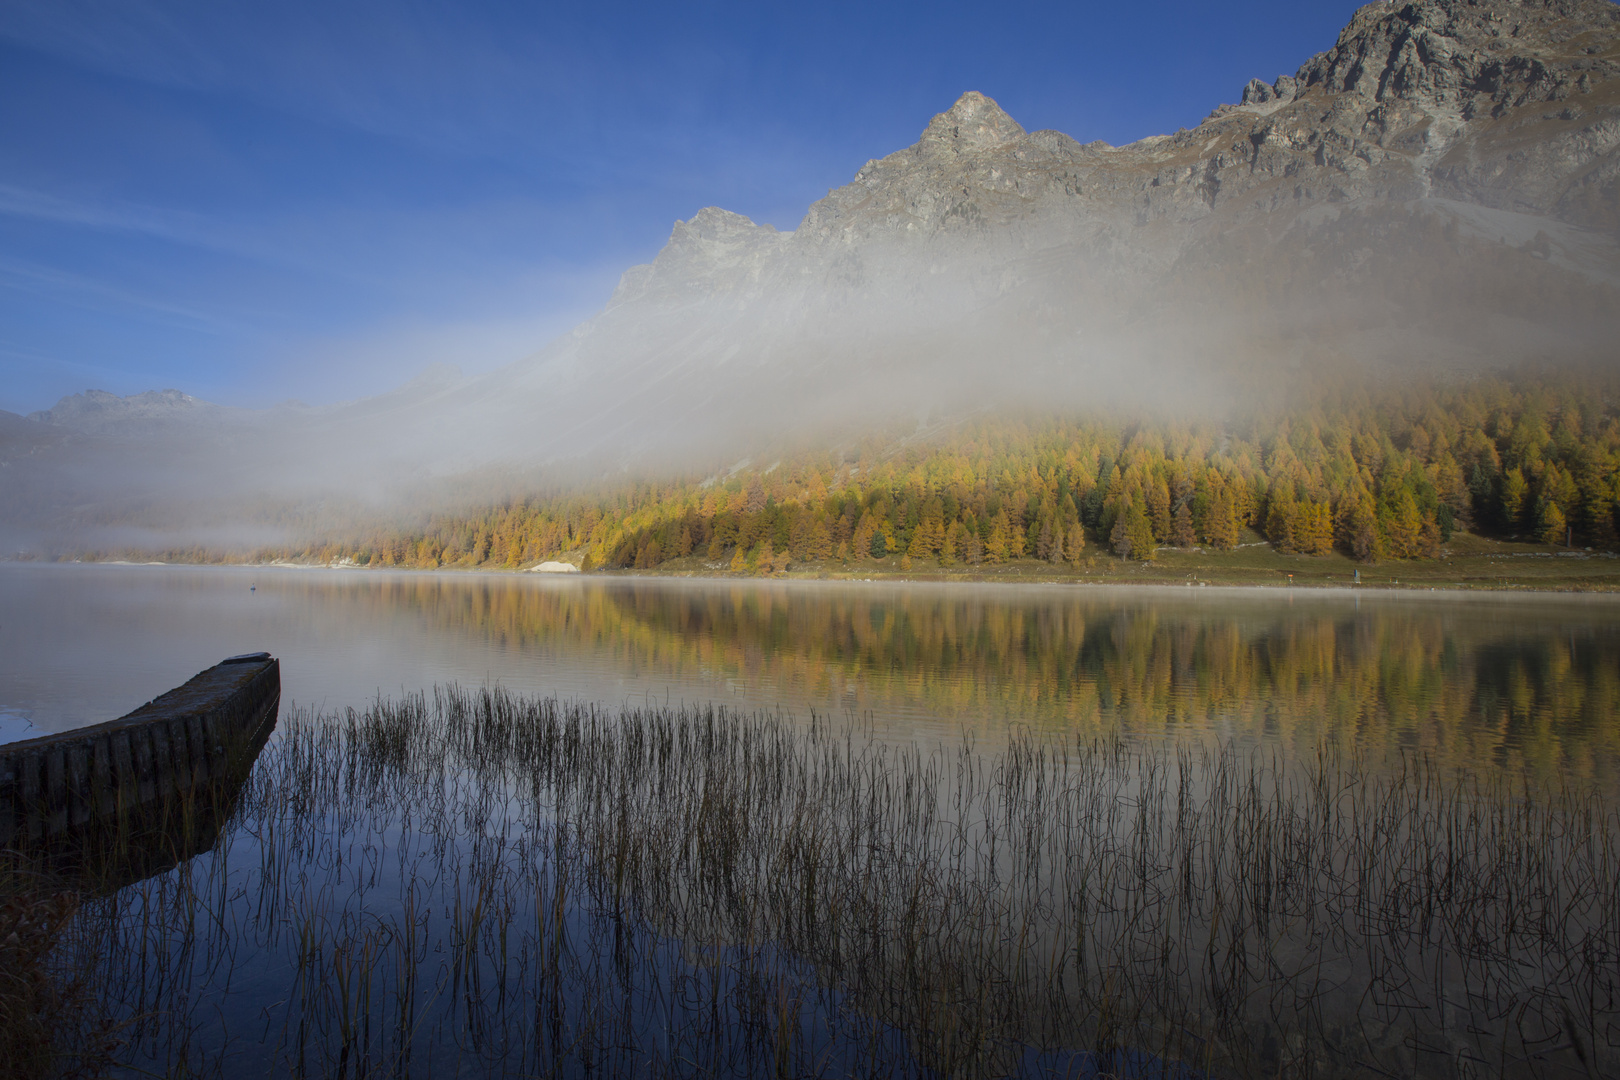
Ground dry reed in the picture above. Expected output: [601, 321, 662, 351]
[32, 687, 1620, 1078]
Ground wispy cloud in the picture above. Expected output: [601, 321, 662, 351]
[0, 183, 389, 280]
[0, 338, 149, 385]
[0, 1, 584, 159]
[0, 254, 236, 333]
[0, 183, 215, 244]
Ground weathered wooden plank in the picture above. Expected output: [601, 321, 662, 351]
[0, 655, 280, 859]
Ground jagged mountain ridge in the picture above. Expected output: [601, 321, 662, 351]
[7, 0, 1620, 551]
[461, 0, 1620, 454]
[608, 0, 1620, 307]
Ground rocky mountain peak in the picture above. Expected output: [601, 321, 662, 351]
[918, 91, 1026, 155]
[608, 207, 787, 306]
[673, 207, 774, 242]
[10, 2, 1620, 535]
[1294, 0, 1620, 108]
[613, 0, 1620, 332]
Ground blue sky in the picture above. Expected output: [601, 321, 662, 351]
[0, 0, 1358, 415]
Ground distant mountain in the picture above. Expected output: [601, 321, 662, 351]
[26, 389, 234, 434]
[7, 0, 1619, 553]
[430, 0, 1620, 459]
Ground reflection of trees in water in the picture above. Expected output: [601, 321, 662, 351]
[1471, 638, 1620, 778]
[288, 576, 1620, 781]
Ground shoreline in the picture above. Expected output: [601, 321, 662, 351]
[8, 554, 1620, 599]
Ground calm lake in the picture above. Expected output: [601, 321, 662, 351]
[7, 562, 1620, 1078]
[4, 561, 1619, 780]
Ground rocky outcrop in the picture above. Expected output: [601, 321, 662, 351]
[604, 0, 1620, 310]
[480, 1, 1618, 472]
[28, 389, 217, 433]
[609, 207, 790, 307]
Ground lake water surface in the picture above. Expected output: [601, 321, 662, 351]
[4, 561, 1618, 781]
[8, 562, 1620, 1077]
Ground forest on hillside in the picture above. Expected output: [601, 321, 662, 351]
[227, 375, 1620, 573]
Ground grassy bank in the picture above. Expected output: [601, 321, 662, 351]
[51, 527, 1620, 593]
[623, 529, 1620, 592]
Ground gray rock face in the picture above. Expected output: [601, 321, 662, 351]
[917, 90, 1028, 155]
[607, 0, 1620, 307]
[1243, 79, 1277, 105]
[610, 208, 787, 307]
[489, 0, 1619, 468]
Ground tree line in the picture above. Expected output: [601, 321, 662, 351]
[258, 375, 1620, 572]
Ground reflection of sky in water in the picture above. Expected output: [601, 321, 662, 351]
[4, 562, 1620, 782]
[0, 708, 38, 744]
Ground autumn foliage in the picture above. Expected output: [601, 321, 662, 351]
[270, 376, 1620, 571]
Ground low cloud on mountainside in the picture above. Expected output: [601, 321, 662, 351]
[3, 0, 1619, 554]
